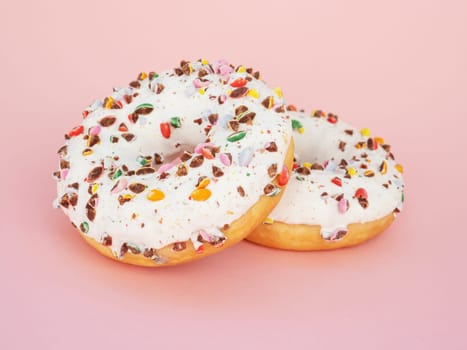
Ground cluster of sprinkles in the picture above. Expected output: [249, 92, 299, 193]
[262, 107, 404, 241]
[54, 58, 291, 263]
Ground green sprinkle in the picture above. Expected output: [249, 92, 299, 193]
[138, 157, 148, 166]
[170, 117, 181, 128]
[401, 192, 405, 202]
[80, 222, 89, 233]
[112, 168, 123, 180]
[266, 187, 281, 197]
[291, 119, 303, 130]
[227, 130, 247, 142]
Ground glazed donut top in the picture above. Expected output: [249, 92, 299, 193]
[54, 59, 292, 257]
[265, 108, 404, 240]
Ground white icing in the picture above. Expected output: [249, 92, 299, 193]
[268, 111, 404, 238]
[55, 60, 292, 256]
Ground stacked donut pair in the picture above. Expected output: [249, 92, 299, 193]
[54, 59, 404, 267]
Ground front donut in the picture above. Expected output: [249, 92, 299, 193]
[53, 59, 294, 266]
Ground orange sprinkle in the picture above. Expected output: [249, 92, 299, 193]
[197, 177, 211, 189]
[395, 164, 404, 173]
[147, 189, 165, 201]
[191, 188, 211, 201]
[375, 137, 385, 144]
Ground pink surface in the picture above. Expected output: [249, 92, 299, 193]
[2, 0, 466, 348]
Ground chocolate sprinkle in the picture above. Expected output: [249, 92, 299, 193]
[129, 183, 146, 193]
[268, 163, 278, 177]
[230, 87, 249, 98]
[121, 133, 135, 142]
[180, 151, 192, 162]
[208, 113, 218, 125]
[189, 155, 204, 168]
[212, 166, 224, 177]
[87, 166, 103, 183]
[339, 141, 346, 152]
[295, 167, 311, 175]
[102, 235, 112, 246]
[172, 242, 187, 251]
[135, 167, 156, 175]
[265, 142, 278, 152]
[263, 183, 275, 195]
[237, 186, 245, 197]
[235, 105, 248, 116]
[153, 153, 163, 165]
[176, 164, 188, 176]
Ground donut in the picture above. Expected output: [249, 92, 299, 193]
[53, 59, 294, 266]
[247, 107, 404, 250]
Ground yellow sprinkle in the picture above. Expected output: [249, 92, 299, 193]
[247, 88, 259, 99]
[227, 210, 234, 215]
[191, 188, 211, 201]
[197, 178, 211, 189]
[147, 189, 165, 201]
[91, 183, 99, 194]
[104, 96, 114, 109]
[360, 128, 371, 137]
[347, 167, 357, 176]
[82, 149, 93, 156]
[298, 127, 305, 134]
[198, 88, 205, 95]
[303, 162, 312, 168]
[201, 58, 209, 65]
[395, 164, 404, 173]
[273, 87, 283, 98]
[375, 137, 385, 145]
[122, 194, 134, 200]
[380, 161, 387, 175]
[237, 65, 246, 73]
[263, 217, 274, 225]
[139, 72, 148, 80]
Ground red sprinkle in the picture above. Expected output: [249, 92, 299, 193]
[82, 110, 89, 119]
[278, 165, 289, 186]
[114, 100, 123, 109]
[331, 176, 342, 186]
[160, 122, 171, 139]
[68, 125, 84, 137]
[196, 245, 204, 254]
[354, 188, 368, 199]
[327, 115, 338, 124]
[292, 163, 299, 170]
[230, 78, 247, 88]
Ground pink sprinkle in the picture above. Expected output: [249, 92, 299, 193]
[193, 78, 211, 88]
[90, 126, 101, 135]
[157, 158, 180, 174]
[219, 153, 231, 166]
[338, 198, 349, 214]
[199, 229, 211, 242]
[111, 178, 128, 194]
[195, 142, 214, 154]
[158, 163, 174, 173]
[60, 169, 69, 180]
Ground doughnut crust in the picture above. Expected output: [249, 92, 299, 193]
[79, 140, 294, 266]
[247, 212, 395, 251]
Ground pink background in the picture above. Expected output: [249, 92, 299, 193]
[1, 0, 466, 348]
